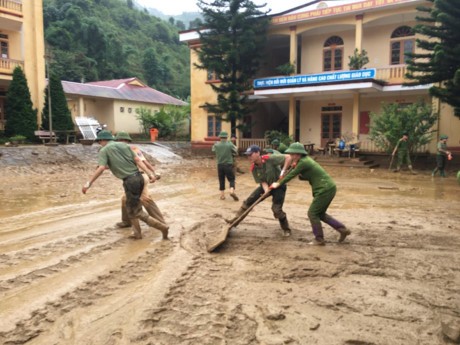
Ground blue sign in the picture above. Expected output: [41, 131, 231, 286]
[253, 68, 376, 89]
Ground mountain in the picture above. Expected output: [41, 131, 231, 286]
[43, 0, 191, 99]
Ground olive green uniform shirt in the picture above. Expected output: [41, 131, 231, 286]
[251, 154, 285, 185]
[212, 140, 237, 165]
[279, 156, 335, 196]
[98, 141, 138, 179]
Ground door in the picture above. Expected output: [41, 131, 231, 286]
[321, 112, 341, 147]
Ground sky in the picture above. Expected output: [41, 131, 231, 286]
[135, 0, 310, 16]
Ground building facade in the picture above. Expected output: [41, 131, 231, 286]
[180, 0, 460, 153]
[0, 0, 46, 131]
[62, 78, 188, 135]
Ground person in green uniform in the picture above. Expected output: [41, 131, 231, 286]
[392, 133, 415, 174]
[271, 139, 288, 153]
[82, 130, 169, 240]
[228, 144, 291, 236]
[212, 131, 238, 201]
[432, 135, 451, 177]
[270, 142, 350, 245]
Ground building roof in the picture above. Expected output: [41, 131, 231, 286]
[62, 77, 188, 106]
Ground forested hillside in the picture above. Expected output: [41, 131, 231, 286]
[43, 0, 191, 99]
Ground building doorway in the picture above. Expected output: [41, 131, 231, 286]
[321, 106, 342, 147]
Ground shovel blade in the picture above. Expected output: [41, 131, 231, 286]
[206, 224, 233, 252]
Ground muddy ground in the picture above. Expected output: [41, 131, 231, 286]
[0, 143, 459, 345]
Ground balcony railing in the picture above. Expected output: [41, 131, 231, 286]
[375, 65, 407, 85]
[0, 0, 22, 13]
[0, 58, 24, 74]
[238, 138, 269, 152]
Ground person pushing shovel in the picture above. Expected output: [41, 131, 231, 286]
[392, 133, 416, 174]
[228, 144, 291, 236]
[270, 142, 350, 245]
[82, 130, 169, 240]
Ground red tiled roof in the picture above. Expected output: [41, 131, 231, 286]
[62, 77, 188, 106]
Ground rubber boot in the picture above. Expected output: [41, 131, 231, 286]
[310, 224, 325, 245]
[139, 211, 169, 239]
[322, 215, 350, 243]
[432, 168, 438, 177]
[279, 217, 291, 237]
[226, 206, 247, 224]
[408, 165, 417, 175]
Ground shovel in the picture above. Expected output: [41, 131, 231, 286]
[206, 190, 271, 252]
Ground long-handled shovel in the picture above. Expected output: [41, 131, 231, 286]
[388, 154, 395, 171]
[206, 190, 271, 252]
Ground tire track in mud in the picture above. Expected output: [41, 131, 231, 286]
[0, 241, 174, 344]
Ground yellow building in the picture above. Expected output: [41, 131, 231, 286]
[0, 0, 45, 130]
[180, 0, 460, 154]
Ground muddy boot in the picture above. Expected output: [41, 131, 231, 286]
[393, 166, 400, 173]
[130, 219, 143, 239]
[310, 224, 325, 245]
[279, 217, 291, 237]
[226, 206, 247, 224]
[408, 165, 417, 175]
[338, 227, 351, 243]
[115, 221, 131, 228]
[432, 168, 438, 177]
[139, 212, 169, 239]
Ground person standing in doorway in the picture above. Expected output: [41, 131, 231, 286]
[392, 133, 416, 174]
[212, 131, 238, 201]
[270, 142, 350, 245]
[432, 135, 451, 177]
[114, 131, 167, 229]
[82, 130, 169, 240]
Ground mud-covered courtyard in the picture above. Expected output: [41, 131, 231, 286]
[0, 144, 459, 345]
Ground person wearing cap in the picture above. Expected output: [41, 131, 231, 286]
[271, 139, 288, 154]
[392, 132, 415, 174]
[115, 131, 167, 229]
[270, 142, 350, 245]
[212, 131, 239, 201]
[82, 130, 169, 240]
[229, 144, 291, 236]
[432, 135, 451, 177]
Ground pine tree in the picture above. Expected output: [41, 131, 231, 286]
[41, 72, 74, 131]
[195, 0, 270, 136]
[5, 67, 38, 140]
[405, 0, 460, 118]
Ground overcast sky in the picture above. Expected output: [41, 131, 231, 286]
[136, 0, 310, 16]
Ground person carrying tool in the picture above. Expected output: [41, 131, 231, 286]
[82, 130, 169, 240]
[114, 131, 167, 229]
[432, 135, 451, 177]
[392, 132, 415, 174]
[229, 144, 291, 236]
[212, 131, 239, 201]
[270, 142, 350, 245]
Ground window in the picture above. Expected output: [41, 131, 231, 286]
[128, 108, 132, 113]
[120, 107, 124, 112]
[207, 70, 218, 81]
[0, 34, 8, 59]
[207, 115, 221, 137]
[323, 36, 343, 71]
[390, 26, 414, 65]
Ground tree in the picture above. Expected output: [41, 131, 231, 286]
[348, 48, 369, 70]
[194, 0, 270, 137]
[405, 0, 460, 119]
[368, 101, 437, 153]
[41, 72, 74, 132]
[4, 67, 38, 140]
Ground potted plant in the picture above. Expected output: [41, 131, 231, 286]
[275, 62, 296, 76]
[9, 135, 27, 145]
[348, 49, 369, 70]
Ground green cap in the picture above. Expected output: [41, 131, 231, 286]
[440, 134, 448, 140]
[96, 130, 114, 141]
[219, 131, 228, 138]
[115, 131, 132, 141]
[271, 139, 280, 146]
[285, 142, 308, 155]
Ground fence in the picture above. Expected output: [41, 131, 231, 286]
[238, 138, 268, 152]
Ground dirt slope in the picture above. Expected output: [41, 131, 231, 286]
[0, 146, 459, 345]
